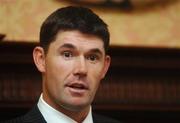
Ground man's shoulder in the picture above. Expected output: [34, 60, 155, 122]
[92, 113, 121, 123]
[1, 105, 46, 123]
[1, 115, 26, 123]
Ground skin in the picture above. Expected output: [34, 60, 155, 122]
[33, 30, 111, 122]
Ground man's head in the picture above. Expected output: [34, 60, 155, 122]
[40, 6, 110, 54]
[33, 6, 111, 121]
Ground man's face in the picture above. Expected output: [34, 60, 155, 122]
[34, 30, 110, 112]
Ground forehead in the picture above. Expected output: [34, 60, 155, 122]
[50, 30, 105, 53]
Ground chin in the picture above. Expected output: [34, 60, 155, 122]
[65, 100, 91, 111]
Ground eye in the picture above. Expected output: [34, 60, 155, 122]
[62, 51, 73, 59]
[87, 54, 99, 63]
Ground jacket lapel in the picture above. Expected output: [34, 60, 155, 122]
[23, 105, 46, 123]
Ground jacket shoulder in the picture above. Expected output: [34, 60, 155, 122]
[1, 116, 25, 123]
[1, 105, 46, 123]
[93, 113, 121, 123]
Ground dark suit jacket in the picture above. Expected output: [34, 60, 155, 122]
[2, 105, 120, 123]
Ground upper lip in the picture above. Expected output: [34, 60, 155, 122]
[66, 82, 89, 90]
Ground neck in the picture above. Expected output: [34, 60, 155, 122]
[57, 106, 90, 123]
[42, 94, 90, 123]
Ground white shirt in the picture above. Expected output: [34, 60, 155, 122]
[37, 94, 93, 123]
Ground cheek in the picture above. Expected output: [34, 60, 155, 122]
[88, 64, 104, 87]
[89, 63, 104, 79]
[44, 61, 73, 100]
[47, 58, 73, 76]
[45, 59, 71, 88]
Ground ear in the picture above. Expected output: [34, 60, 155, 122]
[101, 55, 111, 79]
[33, 46, 46, 73]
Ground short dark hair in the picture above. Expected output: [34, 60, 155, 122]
[40, 6, 110, 54]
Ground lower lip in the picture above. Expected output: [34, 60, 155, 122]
[67, 87, 87, 95]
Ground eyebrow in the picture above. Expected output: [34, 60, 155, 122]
[59, 43, 76, 49]
[89, 48, 103, 56]
[59, 43, 103, 55]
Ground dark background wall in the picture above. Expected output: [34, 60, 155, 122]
[1, 42, 180, 123]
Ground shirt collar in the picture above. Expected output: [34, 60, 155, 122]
[37, 94, 93, 123]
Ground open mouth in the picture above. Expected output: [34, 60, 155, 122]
[66, 82, 89, 94]
[69, 83, 86, 89]
[68, 83, 88, 90]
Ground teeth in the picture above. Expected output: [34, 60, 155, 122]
[70, 84, 84, 89]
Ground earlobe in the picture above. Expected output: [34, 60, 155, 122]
[101, 55, 111, 79]
[33, 46, 46, 73]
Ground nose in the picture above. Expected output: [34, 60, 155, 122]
[73, 56, 87, 77]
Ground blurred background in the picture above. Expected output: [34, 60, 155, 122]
[1, 0, 180, 47]
[0, 0, 180, 123]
